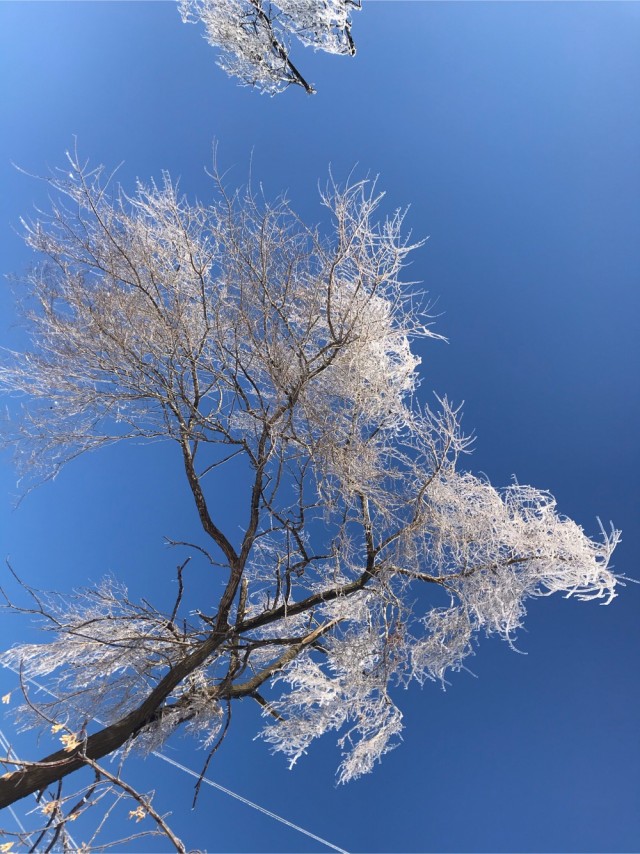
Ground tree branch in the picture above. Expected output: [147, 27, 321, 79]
[0, 625, 229, 809]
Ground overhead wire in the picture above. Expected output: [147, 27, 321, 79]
[150, 749, 348, 854]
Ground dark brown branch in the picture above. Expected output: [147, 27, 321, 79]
[223, 619, 341, 699]
[192, 700, 232, 809]
[169, 558, 189, 628]
[250, 691, 284, 721]
[179, 433, 239, 567]
[42, 782, 64, 854]
[239, 427, 270, 567]
[248, 0, 316, 94]
[0, 625, 229, 809]
[28, 780, 63, 854]
[237, 545, 392, 636]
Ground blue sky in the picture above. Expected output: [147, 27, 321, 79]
[0, 2, 638, 852]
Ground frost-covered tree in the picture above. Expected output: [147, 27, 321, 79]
[179, 0, 361, 94]
[0, 154, 620, 850]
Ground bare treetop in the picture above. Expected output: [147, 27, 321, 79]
[0, 154, 620, 849]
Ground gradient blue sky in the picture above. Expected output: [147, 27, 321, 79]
[0, 3, 639, 852]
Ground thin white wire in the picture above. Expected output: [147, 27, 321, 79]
[150, 749, 348, 854]
[1, 665, 349, 854]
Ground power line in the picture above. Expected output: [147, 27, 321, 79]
[1, 665, 348, 854]
[150, 749, 348, 854]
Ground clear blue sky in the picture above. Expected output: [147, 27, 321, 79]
[0, 2, 638, 852]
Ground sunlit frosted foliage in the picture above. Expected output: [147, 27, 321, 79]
[275, 0, 358, 53]
[1, 580, 205, 727]
[2, 158, 431, 491]
[0, 156, 621, 830]
[411, 606, 474, 684]
[179, 0, 360, 94]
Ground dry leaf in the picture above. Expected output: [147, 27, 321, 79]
[41, 800, 59, 816]
[128, 806, 146, 822]
[60, 733, 81, 752]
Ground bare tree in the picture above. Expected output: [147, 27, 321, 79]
[0, 153, 620, 849]
[179, 0, 361, 94]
